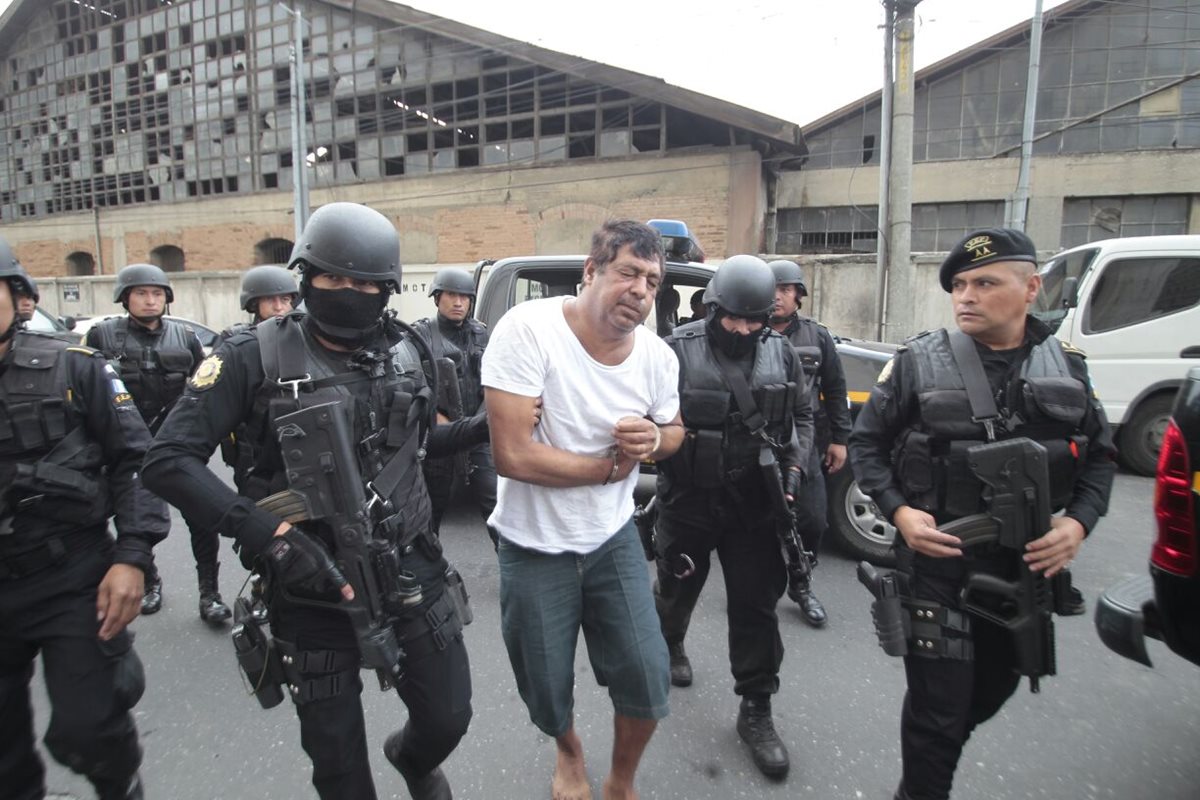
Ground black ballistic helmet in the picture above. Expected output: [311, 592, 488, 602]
[702, 255, 777, 318]
[0, 237, 36, 298]
[240, 265, 299, 312]
[428, 267, 476, 298]
[114, 263, 174, 304]
[288, 203, 401, 293]
[768, 259, 808, 297]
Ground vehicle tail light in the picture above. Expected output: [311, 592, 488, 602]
[1151, 420, 1197, 576]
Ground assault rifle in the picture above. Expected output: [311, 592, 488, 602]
[953, 438, 1061, 693]
[759, 448, 814, 598]
[261, 401, 407, 689]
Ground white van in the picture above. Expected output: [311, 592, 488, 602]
[1033, 234, 1200, 475]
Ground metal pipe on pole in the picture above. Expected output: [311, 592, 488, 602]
[284, 4, 309, 240]
[875, 1, 895, 341]
[1007, 0, 1045, 231]
[884, 0, 919, 342]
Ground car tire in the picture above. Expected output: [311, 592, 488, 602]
[1118, 393, 1173, 476]
[826, 468, 896, 566]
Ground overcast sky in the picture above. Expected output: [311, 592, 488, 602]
[0, 0, 1073, 125]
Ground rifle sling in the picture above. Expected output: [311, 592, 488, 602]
[947, 328, 1001, 440]
[709, 345, 768, 438]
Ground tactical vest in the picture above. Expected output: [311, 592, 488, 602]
[249, 315, 435, 550]
[781, 316, 823, 396]
[895, 329, 1090, 518]
[92, 317, 196, 427]
[414, 316, 488, 418]
[663, 321, 796, 489]
[0, 331, 109, 537]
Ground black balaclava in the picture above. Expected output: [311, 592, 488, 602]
[707, 308, 764, 360]
[303, 269, 389, 349]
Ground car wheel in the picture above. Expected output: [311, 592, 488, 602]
[1118, 393, 1173, 476]
[826, 468, 896, 566]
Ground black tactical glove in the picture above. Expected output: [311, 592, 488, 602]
[263, 529, 348, 601]
[784, 467, 804, 499]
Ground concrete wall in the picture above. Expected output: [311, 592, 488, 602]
[36, 254, 957, 344]
[2, 148, 762, 278]
[37, 264, 461, 333]
[780, 150, 1200, 249]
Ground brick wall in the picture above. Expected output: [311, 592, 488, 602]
[1, 149, 759, 277]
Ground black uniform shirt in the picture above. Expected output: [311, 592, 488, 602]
[849, 316, 1116, 533]
[0, 337, 168, 570]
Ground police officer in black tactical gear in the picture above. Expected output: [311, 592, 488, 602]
[214, 264, 300, 489]
[216, 265, 299, 348]
[412, 267, 496, 545]
[86, 264, 209, 618]
[143, 202, 482, 800]
[0, 236, 170, 800]
[13, 271, 37, 321]
[767, 260, 851, 627]
[849, 228, 1116, 800]
[653, 254, 814, 780]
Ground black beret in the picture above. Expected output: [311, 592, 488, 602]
[938, 227, 1037, 292]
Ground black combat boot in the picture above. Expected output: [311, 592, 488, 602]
[140, 574, 163, 615]
[893, 781, 914, 800]
[197, 562, 232, 624]
[93, 771, 144, 800]
[384, 731, 453, 800]
[1063, 585, 1086, 616]
[787, 572, 827, 628]
[668, 641, 693, 687]
[736, 694, 789, 779]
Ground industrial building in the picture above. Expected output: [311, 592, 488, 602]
[781, 0, 1200, 255]
[0, 0, 804, 282]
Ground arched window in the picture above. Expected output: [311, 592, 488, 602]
[254, 237, 294, 265]
[65, 251, 95, 276]
[150, 245, 185, 272]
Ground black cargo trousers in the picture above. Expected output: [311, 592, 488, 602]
[268, 556, 473, 800]
[0, 534, 145, 800]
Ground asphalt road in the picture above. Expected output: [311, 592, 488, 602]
[34, 468, 1200, 800]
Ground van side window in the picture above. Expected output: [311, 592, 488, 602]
[1086, 257, 1200, 333]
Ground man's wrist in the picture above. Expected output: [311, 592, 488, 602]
[601, 450, 620, 485]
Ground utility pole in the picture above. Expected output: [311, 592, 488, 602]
[1007, 0, 1045, 231]
[884, 0, 920, 342]
[282, 3, 309, 240]
[874, 1, 895, 341]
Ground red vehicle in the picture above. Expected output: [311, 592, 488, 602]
[1096, 365, 1200, 667]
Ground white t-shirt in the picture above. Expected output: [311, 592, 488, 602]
[481, 296, 680, 554]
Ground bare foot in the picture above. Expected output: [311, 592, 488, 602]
[602, 776, 638, 800]
[552, 728, 591, 800]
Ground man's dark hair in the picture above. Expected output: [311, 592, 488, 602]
[589, 219, 665, 274]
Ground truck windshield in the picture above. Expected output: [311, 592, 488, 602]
[1032, 247, 1097, 332]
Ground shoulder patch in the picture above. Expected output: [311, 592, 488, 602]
[66, 345, 102, 357]
[876, 357, 895, 385]
[189, 353, 224, 390]
[1060, 340, 1087, 358]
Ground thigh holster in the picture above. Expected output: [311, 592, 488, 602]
[394, 591, 464, 663]
[906, 599, 974, 660]
[275, 639, 362, 706]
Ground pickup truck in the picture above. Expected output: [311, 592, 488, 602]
[470, 252, 900, 564]
[1095, 365, 1200, 668]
